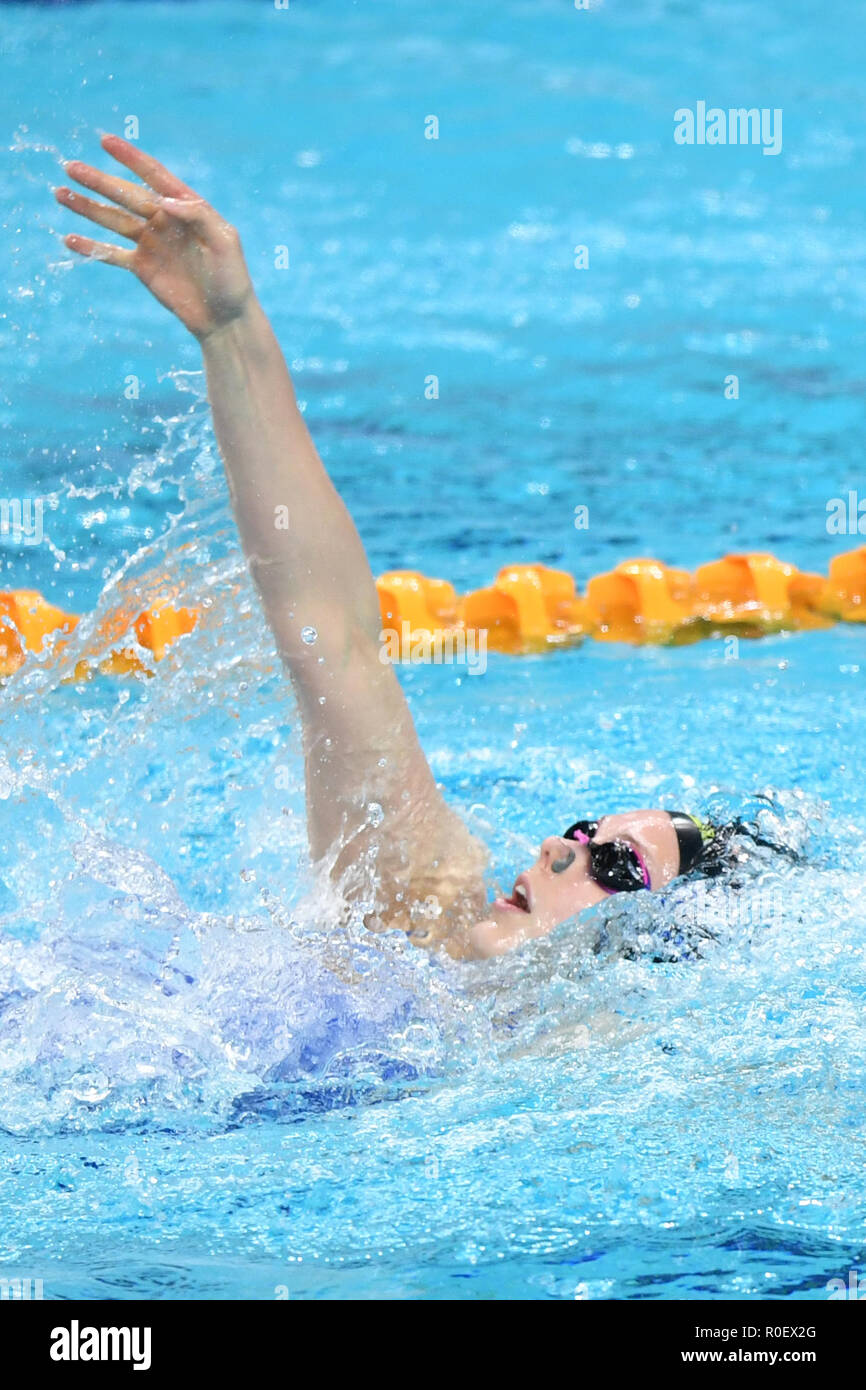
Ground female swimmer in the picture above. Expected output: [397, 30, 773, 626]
[55, 135, 738, 960]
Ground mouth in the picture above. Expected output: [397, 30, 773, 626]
[493, 873, 532, 914]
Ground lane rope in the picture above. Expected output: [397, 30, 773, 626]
[1, 545, 864, 676]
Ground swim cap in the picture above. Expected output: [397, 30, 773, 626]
[667, 811, 707, 874]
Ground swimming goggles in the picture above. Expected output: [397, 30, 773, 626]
[561, 811, 706, 894]
[561, 820, 650, 893]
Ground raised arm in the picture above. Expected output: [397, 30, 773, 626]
[56, 135, 487, 946]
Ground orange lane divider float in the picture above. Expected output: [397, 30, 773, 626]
[0, 592, 199, 679]
[1, 545, 864, 677]
[0, 591, 80, 676]
[584, 559, 696, 644]
[691, 554, 833, 635]
[462, 564, 590, 652]
[822, 548, 866, 623]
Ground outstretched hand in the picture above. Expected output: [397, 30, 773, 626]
[55, 134, 254, 341]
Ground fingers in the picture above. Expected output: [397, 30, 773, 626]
[157, 195, 213, 231]
[63, 158, 159, 218]
[63, 232, 134, 269]
[100, 132, 197, 200]
[58, 136, 222, 265]
[55, 186, 145, 242]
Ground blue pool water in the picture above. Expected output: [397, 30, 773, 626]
[1, 0, 865, 1299]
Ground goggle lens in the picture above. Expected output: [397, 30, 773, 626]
[563, 820, 649, 893]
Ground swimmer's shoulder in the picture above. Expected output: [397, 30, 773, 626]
[376, 804, 489, 955]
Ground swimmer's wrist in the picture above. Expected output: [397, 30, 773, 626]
[196, 287, 262, 348]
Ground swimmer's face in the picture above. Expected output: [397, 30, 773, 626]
[470, 810, 682, 958]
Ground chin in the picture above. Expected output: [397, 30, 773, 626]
[468, 912, 538, 959]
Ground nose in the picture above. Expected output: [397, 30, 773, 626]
[540, 834, 578, 874]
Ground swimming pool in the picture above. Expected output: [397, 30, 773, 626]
[1, 0, 865, 1299]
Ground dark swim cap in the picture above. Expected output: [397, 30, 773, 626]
[667, 811, 706, 874]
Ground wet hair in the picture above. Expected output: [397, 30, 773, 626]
[684, 808, 803, 886]
[624, 795, 807, 963]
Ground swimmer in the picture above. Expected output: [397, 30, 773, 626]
[55, 136, 767, 960]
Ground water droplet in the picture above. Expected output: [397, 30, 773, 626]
[367, 802, 384, 827]
[301, 626, 318, 645]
